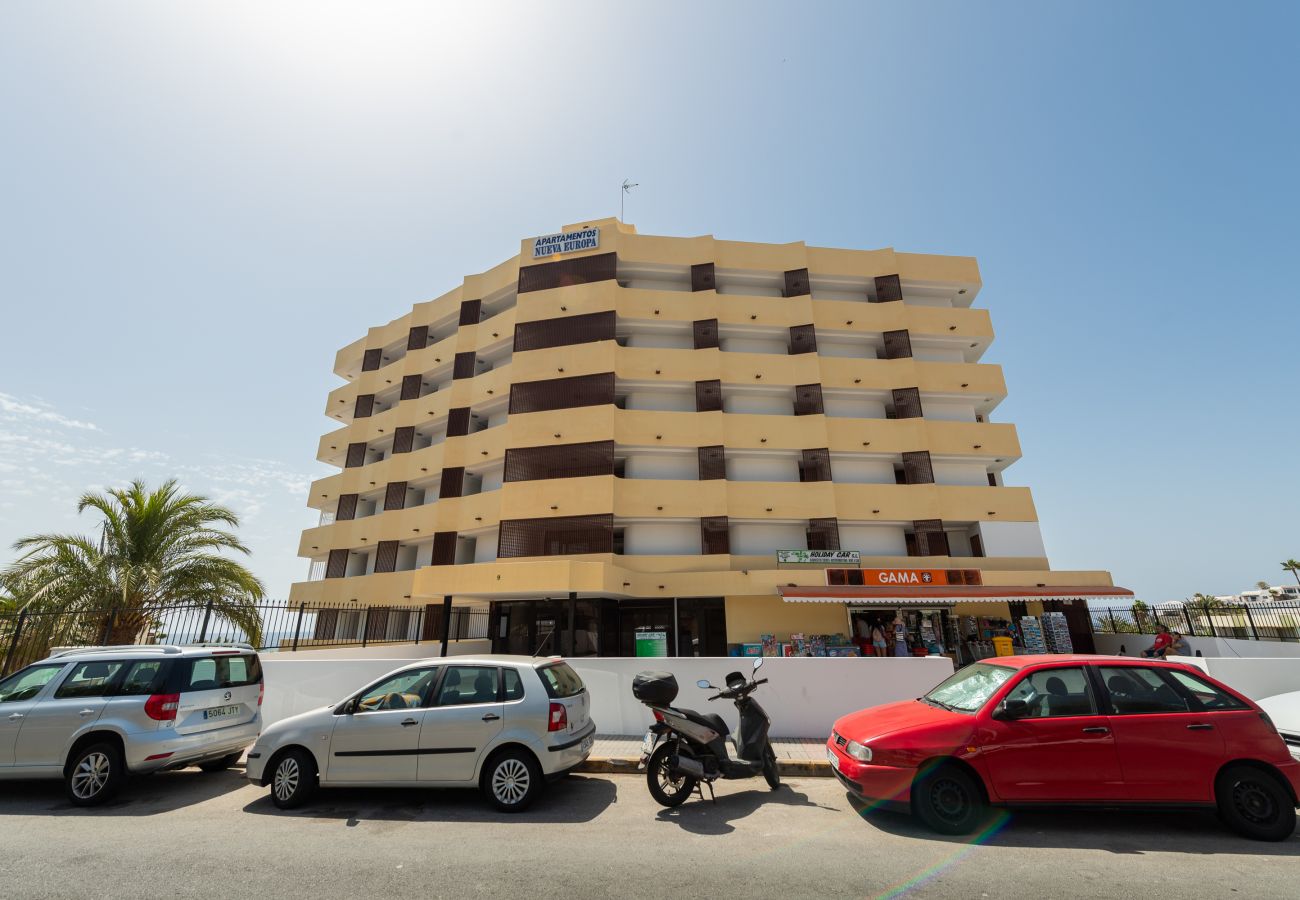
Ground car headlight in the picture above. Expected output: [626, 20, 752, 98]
[845, 740, 872, 762]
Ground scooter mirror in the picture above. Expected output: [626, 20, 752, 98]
[696, 679, 715, 689]
[753, 657, 764, 672]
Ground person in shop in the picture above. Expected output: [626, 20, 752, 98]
[1143, 625, 1175, 658]
[869, 621, 889, 658]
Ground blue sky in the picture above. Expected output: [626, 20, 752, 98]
[1, 1, 1297, 602]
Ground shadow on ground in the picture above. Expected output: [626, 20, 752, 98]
[653, 782, 838, 835]
[0, 767, 250, 817]
[241, 773, 616, 825]
[845, 792, 1300, 855]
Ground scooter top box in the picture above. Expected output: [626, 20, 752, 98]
[632, 671, 678, 705]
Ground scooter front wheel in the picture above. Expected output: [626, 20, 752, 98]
[646, 743, 698, 808]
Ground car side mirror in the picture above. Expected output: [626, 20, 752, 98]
[993, 698, 1029, 721]
[696, 679, 716, 690]
[338, 697, 358, 716]
[753, 657, 764, 672]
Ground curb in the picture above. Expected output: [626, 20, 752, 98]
[576, 757, 832, 778]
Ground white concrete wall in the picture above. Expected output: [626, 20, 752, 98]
[818, 340, 877, 359]
[721, 337, 787, 355]
[1093, 632, 1300, 667]
[832, 458, 895, 484]
[479, 465, 504, 492]
[978, 521, 1047, 558]
[729, 522, 808, 556]
[912, 347, 965, 363]
[1167, 655, 1300, 701]
[487, 411, 508, 429]
[724, 393, 793, 415]
[259, 652, 954, 738]
[473, 528, 499, 562]
[626, 390, 695, 412]
[824, 396, 886, 419]
[623, 521, 699, 556]
[932, 462, 990, 487]
[838, 524, 908, 555]
[727, 455, 799, 482]
[625, 454, 697, 480]
[923, 400, 978, 422]
[625, 332, 693, 349]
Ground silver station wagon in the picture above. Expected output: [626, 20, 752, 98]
[0, 645, 263, 805]
[246, 655, 595, 812]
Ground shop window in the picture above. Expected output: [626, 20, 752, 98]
[788, 324, 818, 355]
[354, 394, 375, 419]
[514, 310, 616, 352]
[698, 445, 726, 480]
[392, 426, 414, 454]
[873, 274, 903, 303]
[783, 267, 810, 297]
[883, 329, 913, 360]
[373, 541, 399, 574]
[518, 252, 617, 294]
[362, 348, 382, 372]
[692, 318, 719, 349]
[498, 514, 614, 558]
[891, 387, 924, 419]
[439, 467, 464, 499]
[400, 375, 422, 401]
[344, 443, 367, 468]
[384, 482, 407, 511]
[446, 407, 470, 438]
[509, 372, 615, 414]
[902, 451, 934, 484]
[695, 379, 722, 412]
[503, 441, 614, 482]
[459, 298, 482, 326]
[794, 384, 824, 416]
[700, 516, 730, 554]
[807, 517, 840, 551]
[690, 262, 716, 292]
[798, 448, 832, 482]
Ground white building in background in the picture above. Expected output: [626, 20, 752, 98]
[1215, 585, 1300, 605]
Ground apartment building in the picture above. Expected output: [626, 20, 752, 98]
[289, 218, 1129, 657]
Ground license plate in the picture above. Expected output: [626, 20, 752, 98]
[827, 747, 840, 771]
[640, 731, 654, 755]
[203, 705, 240, 721]
[580, 735, 594, 754]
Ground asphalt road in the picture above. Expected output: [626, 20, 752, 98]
[0, 769, 1296, 900]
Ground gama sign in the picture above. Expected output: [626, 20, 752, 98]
[531, 226, 600, 259]
[776, 550, 861, 565]
[861, 568, 981, 586]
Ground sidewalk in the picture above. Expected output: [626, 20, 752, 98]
[577, 734, 832, 777]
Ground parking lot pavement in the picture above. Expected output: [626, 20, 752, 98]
[582, 735, 831, 775]
[1, 769, 1297, 900]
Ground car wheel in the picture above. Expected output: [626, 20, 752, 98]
[646, 743, 698, 808]
[270, 749, 317, 810]
[762, 746, 781, 791]
[912, 764, 986, 835]
[1216, 765, 1297, 842]
[198, 751, 245, 773]
[482, 748, 543, 813]
[66, 741, 125, 807]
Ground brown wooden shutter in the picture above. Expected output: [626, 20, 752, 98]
[373, 541, 399, 573]
[692, 318, 719, 349]
[446, 407, 470, 438]
[345, 443, 367, 468]
[883, 329, 913, 359]
[700, 516, 730, 554]
[902, 451, 934, 485]
[364, 605, 392, 638]
[392, 426, 414, 454]
[336, 494, 358, 521]
[431, 532, 457, 565]
[799, 448, 832, 482]
[325, 549, 349, 579]
[807, 517, 841, 551]
[498, 513, 614, 558]
[354, 394, 374, 419]
[905, 533, 918, 556]
[517, 252, 617, 293]
[891, 387, 923, 419]
[794, 384, 824, 416]
[362, 349, 382, 372]
[873, 274, 903, 303]
[384, 482, 407, 511]
[695, 379, 722, 412]
[400, 374, 422, 401]
[439, 467, 464, 499]
[513, 310, 615, 352]
[970, 534, 984, 558]
[459, 298, 482, 326]
[503, 440, 614, 482]
[783, 268, 810, 297]
[690, 262, 716, 292]
[988, 472, 997, 487]
[453, 352, 476, 379]
[788, 324, 818, 355]
[698, 445, 726, 480]
[312, 607, 339, 639]
[509, 373, 615, 414]
[408, 325, 429, 350]
[914, 519, 949, 556]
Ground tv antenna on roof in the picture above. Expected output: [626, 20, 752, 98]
[621, 178, 639, 222]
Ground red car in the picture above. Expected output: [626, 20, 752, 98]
[827, 655, 1300, 841]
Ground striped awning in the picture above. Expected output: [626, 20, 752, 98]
[778, 585, 1135, 605]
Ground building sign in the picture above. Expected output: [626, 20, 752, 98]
[777, 550, 861, 565]
[827, 567, 984, 586]
[531, 227, 600, 259]
[634, 629, 668, 657]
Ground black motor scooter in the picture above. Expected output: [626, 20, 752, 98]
[633, 657, 780, 807]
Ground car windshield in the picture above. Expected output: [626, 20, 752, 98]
[923, 663, 1016, 713]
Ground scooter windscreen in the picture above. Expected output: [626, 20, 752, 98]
[725, 671, 747, 689]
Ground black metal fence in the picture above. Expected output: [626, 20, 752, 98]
[0, 601, 490, 676]
[1091, 603, 1300, 643]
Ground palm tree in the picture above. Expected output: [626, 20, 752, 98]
[1282, 559, 1300, 588]
[1130, 598, 1152, 631]
[1185, 592, 1224, 614]
[1, 480, 264, 654]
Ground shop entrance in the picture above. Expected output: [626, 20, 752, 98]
[847, 606, 954, 659]
[489, 597, 726, 658]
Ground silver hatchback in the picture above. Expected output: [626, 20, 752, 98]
[0, 645, 263, 805]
